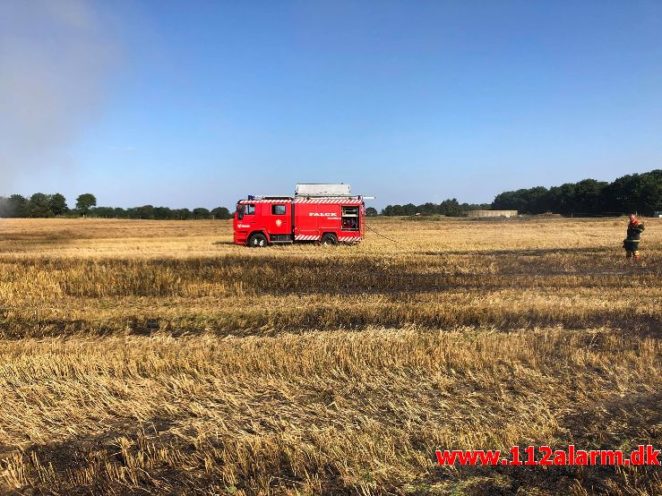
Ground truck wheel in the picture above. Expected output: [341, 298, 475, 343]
[248, 233, 268, 248]
[321, 233, 337, 245]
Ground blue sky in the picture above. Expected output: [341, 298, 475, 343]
[3, 0, 662, 209]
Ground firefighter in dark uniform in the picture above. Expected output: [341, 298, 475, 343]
[623, 213, 645, 261]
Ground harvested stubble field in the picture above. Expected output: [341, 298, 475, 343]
[0, 217, 660, 495]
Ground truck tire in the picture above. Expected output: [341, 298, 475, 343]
[321, 233, 337, 245]
[248, 233, 268, 248]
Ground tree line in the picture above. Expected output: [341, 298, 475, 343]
[381, 199, 491, 217]
[3, 169, 660, 219]
[382, 169, 661, 217]
[492, 169, 661, 216]
[0, 193, 233, 220]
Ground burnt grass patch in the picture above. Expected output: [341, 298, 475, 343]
[0, 307, 660, 339]
[448, 391, 662, 496]
[10, 250, 654, 298]
[11, 390, 662, 496]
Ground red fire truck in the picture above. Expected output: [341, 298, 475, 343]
[233, 187, 367, 247]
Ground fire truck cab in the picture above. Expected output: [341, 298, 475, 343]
[233, 184, 366, 247]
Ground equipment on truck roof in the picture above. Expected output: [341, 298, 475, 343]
[295, 183, 352, 197]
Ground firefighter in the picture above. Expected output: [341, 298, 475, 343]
[623, 213, 645, 261]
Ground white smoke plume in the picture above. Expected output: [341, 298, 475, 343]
[0, 0, 118, 187]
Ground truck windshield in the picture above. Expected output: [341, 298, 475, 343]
[237, 204, 255, 220]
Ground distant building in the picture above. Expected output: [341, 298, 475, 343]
[467, 209, 518, 218]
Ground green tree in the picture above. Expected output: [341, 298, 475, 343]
[153, 207, 172, 220]
[365, 207, 378, 216]
[89, 207, 115, 218]
[573, 179, 607, 214]
[172, 208, 191, 220]
[402, 203, 417, 216]
[439, 198, 462, 216]
[605, 170, 662, 216]
[493, 187, 550, 214]
[211, 207, 231, 219]
[28, 193, 53, 217]
[192, 207, 210, 219]
[637, 170, 662, 215]
[49, 193, 68, 216]
[76, 193, 97, 215]
[135, 205, 155, 219]
[5, 195, 28, 217]
[547, 183, 576, 215]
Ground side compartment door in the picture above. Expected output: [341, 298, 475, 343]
[293, 202, 320, 241]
